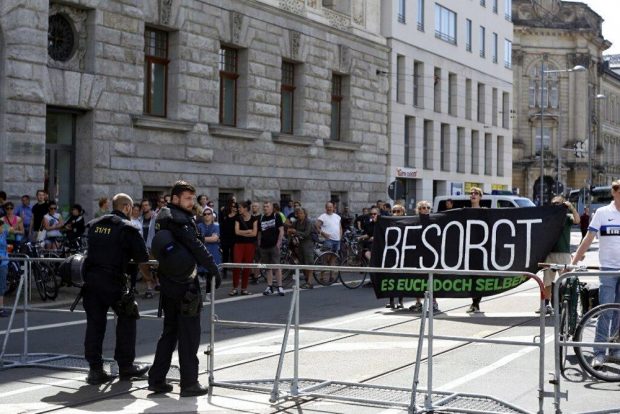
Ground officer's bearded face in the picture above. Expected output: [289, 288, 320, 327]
[173, 191, 196, 213]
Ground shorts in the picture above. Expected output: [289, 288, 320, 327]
[542, 252, 572, 287]
[298, 245, 314, 266]
[259, 246, 280, 264]
[324, 239, 340, 253]
[0, 265, 7, 297]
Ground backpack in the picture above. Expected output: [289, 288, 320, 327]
[151, 229, 196, 283]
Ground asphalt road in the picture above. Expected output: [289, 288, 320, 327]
[1, 230, 619, 414]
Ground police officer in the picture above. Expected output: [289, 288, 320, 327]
[148, 181, 221, 396]
[83, 193, 150, 385]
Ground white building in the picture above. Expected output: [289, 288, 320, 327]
[381, 0, 514, 211]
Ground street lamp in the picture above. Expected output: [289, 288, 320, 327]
[538, 63, 586, 205]
[587, 93, 607, 211]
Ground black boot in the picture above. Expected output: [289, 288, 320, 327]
[148, 382, 173, 394]
[180, 382, 209, 397]
[119, 363, 150, 380]
[86, 368, 115, 385]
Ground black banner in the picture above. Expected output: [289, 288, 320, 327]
[370, 206, 567, 298]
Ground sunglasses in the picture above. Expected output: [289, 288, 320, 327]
[392, 209, 403, 213]
[370, 213, 378, 216]
[49, 207, 57, 210]
[470, 192, 480, 196]
[418, 206, 430, 210]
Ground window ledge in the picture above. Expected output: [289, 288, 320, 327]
[208, 124, 262, 140]
[271, 132, 315, 146]
[323, 140, 362, 152]
[132, 115, 196, 132]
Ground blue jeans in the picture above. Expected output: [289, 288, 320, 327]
[323, 239, 340, 254]
[594, 268, 620, 357]
[0, 265, 7, 297]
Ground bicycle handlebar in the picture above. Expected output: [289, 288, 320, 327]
[538, 262, 593, 271]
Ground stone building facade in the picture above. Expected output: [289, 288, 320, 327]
[0, 0, 388, 216]
[382, 0, 514, 210]
[599, 63, 620, 184]
[511, 0, 614, 204]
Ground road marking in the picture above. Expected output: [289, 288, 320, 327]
[437, 334, 553, 391]
[0, 376, 84, 398]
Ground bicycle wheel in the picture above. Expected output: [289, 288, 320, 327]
[31, 264, 48, 301]
[280, 252, 298, 288]
[39, 263, 59, 300]
[559, 302, 569, 373]
[339, 256, 367, 289]
[313, 251, 339, 286]
[5, 261, 21, 296]
[574, 303, 620, 382]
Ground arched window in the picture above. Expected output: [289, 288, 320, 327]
[528, 63, 559, 109]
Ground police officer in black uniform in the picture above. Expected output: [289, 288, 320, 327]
[83, 193, 150, 385]
[148, 181, 221, 396]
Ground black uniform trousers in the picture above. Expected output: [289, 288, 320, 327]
[148, 290, 201, 388]
[83, 272, 136, 370]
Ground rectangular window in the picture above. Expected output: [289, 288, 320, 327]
[466, 19, 472, 52]
[480, 26, 486, 58]
[144, 28, 169, 117]
[485, 133, 492, 175]
[471, 130, 479, 174]
[497, 135, 504, 176]
[465, 78, 472, 120]
[434, 4, 457, 45]
[404, 116, 416, 167]
[219, 47, 238, 126]
[502, 91, 509, 129]
[505, 0, 512, 21]
[423, 120, 433, 170]
[441, 123, 450, 171]
[480, 0, 486, 6]
[504, 39, 512, 68]
[477, 82, 485, 124]
[493, 0, 498, 13]
[414, 60, 423, 107]
[397, 54, 406, 104]
[281, 61, 295, 134]
[398, 0, 406, 23]
[331, 74, 343, 140]
[492, 32, 498, 63]
[417, 0, 425, 31]
[492, 88, 498, 127]
[448, 72, 457, 116]
[535, 127, 551, 155]
[434, 67, 441, 112]
[457, 127, 466, 173]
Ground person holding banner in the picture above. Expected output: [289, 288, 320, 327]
[538, 196, 579, 315]
[386, 204, 406, 309]
[467, 187, 484, 313]
[408, 201, 440, 313]
[571, 180, 620, 369]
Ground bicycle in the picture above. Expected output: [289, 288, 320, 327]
[542, 262, 620, 382]
[313, 238, 369, 289]
[20, 242, 59, 300]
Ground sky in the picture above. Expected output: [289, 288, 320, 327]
[565, 0, 620, 55]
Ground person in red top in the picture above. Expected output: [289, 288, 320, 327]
[579, 207, 590, 241]
[230, 200, 258, 296]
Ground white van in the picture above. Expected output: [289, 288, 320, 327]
[433, 194, 535, 212]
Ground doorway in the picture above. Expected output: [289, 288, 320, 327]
[45, 111, 76, 212]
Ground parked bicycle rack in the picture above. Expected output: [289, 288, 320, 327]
[0, 257, 176, 378]
[208, 263, 547, 414]
[551, 270, 620, 414]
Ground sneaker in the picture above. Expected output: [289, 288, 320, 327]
[545, 305, 554, 316]
[277, 286, 285, 296]
[263, 286, 274, 296]
[592, 354, 606, 370]
[433, 302, 440, 313]
[466, 304, 480, 313]
[409, 303, 423, 313]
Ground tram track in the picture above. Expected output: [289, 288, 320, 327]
[30, 283, 544, 413]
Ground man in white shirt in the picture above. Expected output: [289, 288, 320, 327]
[572, 180, 620, 369]
[315, 201, 342, 253]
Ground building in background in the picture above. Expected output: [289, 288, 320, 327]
[381, 0, 514, 211]
[511, 0, 617, 204]
[0, 0, 388, 216]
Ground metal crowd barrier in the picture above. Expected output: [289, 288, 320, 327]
[551, 271, 620, 414]
[0, 257, 170, 377]
[208, 263, 547, 414]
